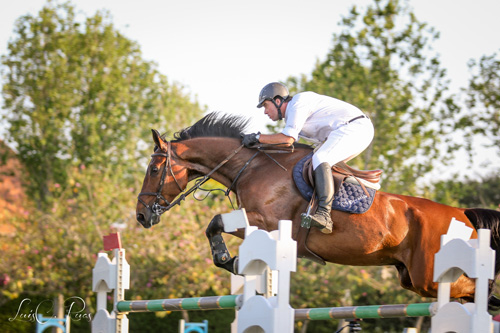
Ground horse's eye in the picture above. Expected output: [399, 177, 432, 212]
[151, 166, 159, 174]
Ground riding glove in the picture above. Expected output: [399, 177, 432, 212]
[241, 132, 261, 147]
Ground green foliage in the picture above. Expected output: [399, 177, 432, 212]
[0, 165, 130, 303]
[286, 0, 455, 194]
[0, 1, 203, 208]
[429, 172, 500, 209]
[127, 309, 234, 333]
[460, 49, 500, 157]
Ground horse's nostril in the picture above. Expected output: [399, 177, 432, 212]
[136, 213, 145, 224]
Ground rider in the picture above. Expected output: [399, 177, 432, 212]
[242, 82, 374, 234]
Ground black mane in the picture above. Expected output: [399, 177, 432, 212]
[172, 112, 250, 141]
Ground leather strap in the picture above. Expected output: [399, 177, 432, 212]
[295, 224, 326, 265]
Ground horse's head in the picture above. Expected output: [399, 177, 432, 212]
[136, 129, 188, 228]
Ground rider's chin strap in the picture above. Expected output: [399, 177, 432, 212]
[272, 99, 284, 121]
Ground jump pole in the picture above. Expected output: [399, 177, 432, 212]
[295, 302, 436, 321]
[115, 294, 242, 313]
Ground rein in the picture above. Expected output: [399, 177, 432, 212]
[137, 141, 294, 217]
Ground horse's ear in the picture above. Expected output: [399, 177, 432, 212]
[151, 129, 167, 151]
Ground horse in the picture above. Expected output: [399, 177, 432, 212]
[136, 112, 500, 306]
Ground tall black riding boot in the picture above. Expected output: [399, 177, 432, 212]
[310, 162, 334, 234]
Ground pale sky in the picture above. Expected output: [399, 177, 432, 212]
[1, 0, 499, 180]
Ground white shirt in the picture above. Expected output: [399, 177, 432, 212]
[282, 92, 364, 142]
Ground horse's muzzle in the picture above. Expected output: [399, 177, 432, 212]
[136, 209, 160, 228]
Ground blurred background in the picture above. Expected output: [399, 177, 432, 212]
[1, 0, 499, 332]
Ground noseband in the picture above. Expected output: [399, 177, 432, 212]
[137, 141, 183, 216]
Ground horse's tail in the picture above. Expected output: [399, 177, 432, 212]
[465, 208, 500, 274]
[465, 208, 500, 310]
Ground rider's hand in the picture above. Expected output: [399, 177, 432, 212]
[241, 132, 261, 148]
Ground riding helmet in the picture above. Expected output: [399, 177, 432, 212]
[257, 82, 289, 108]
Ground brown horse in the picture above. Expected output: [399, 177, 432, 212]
[136, 112, 500, 306]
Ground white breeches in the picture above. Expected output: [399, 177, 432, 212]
[312, 117, 374, 170]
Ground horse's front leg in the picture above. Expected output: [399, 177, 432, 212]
[205, 214, 239, 275]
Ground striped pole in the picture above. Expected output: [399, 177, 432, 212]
[116, 295, 241, 313]
[117, 296, 436, 322]
[294, 302, 437, 321]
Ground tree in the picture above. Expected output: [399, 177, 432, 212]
[286, 0, 455, 194]
[1, 1, 203, 208]
[430, 172, 500, 209]
[0, 1, 205, 325]
[460, 50, 500, 157]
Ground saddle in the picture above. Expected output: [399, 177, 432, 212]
[292, 152, 382, 213]
[292, 152, 383, 264]
[302, 157, 382, 197]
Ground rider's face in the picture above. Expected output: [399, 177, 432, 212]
[262, 100, 280, 121]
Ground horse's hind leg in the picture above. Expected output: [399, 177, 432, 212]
[205, 214, 239, 275]
[455, 278, 500, 311]
[404, 250, 476, 300]
[395, 264, 419, 294]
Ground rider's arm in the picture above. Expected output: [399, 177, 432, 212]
[258, 133, 295, 146]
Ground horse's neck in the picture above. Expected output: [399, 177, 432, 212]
[177, 138, 312, 188]
[178, 138, 250, 187]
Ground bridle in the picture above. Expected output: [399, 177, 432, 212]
[137, 140, 247, 217]
[137, 139, 293, 219]
[137, 141, 183, 216]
